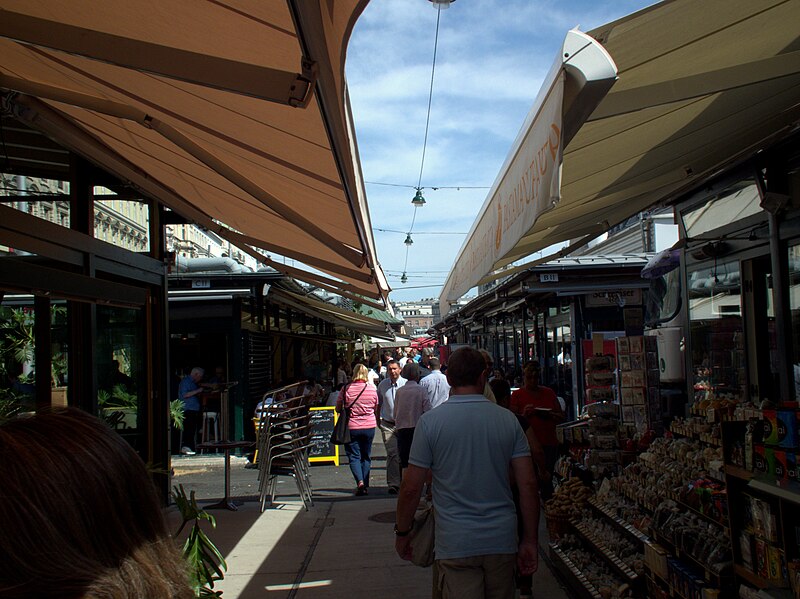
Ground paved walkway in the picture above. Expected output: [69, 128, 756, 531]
[169, 437, 570, 599]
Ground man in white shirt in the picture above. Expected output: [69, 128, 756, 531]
[420, 357, 450, 409]
[367, 365, 380, 387]
[376, 359, 405, 494]
[398, 350, 409, 368]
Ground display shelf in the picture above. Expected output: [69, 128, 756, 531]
[571, 520, 641, 583]
[748, 477, 800, 505]
[587, 498, 649, 544]
[549, 543, 603, 599]
[651, 531, 729, 588]
[741, 526, 783, 549]
[725, 464, 754, 481]
[624, 489, 656, 514]
[647, 574, 690, 599]
[668, 424, 722, 447]
[734, 564, 770, 590]
[673, 498, 729, 533]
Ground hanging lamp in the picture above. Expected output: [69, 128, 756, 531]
[411, 189, 426, 207]
[428, 0, 455, 8]
[404, 233, 414, 246]
[401, 272, 408, 284]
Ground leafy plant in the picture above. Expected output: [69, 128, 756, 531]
[0, 307, 34, 382]
[170, 399, 185, 430]
[0, 392, 24, 425]
[100, 384, 138, 408]
[172, 484, 227, 598]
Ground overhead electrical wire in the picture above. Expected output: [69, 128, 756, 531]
[375, 227, 467, 235]
[402, 5, 445, 282]
[366, 181, 490, 190]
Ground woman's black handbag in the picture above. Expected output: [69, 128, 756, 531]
[330, 384, 366, 445]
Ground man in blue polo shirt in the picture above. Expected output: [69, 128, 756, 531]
[394, 347, 539, 598]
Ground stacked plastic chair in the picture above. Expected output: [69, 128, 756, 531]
[255, 383, 316, 511]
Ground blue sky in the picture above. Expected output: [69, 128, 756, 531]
[346, 0, 654, 303]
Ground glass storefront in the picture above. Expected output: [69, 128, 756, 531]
[789, 244, 800, 399]
[687, 260, 746, 403]
[96, 306, 146, 447]
[0, 297, 36, 415]
[0, 295, 70, 415]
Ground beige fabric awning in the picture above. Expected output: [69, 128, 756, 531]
[0, 1, 388, 301]
[439, 29, 618, 313]
[443, 0, 800, 308]
[269, 288, 395, 340]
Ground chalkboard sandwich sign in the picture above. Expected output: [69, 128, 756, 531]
[308, 407, 340, 466]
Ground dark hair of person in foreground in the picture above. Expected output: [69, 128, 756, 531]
[0, 407, 192, 599]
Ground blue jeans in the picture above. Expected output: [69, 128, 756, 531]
[345, 428, 375, 486]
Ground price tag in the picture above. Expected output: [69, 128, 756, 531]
[706, 408, 716, 423]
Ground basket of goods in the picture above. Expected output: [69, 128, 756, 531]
[545, 510, 571, 541]
[544, 477, 593, 541]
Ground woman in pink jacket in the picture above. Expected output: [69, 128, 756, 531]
[336, 363, 380, 495]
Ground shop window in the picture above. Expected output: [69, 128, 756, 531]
[788, 244, 800, 399]
[688, 260, 745, 403]
[681, 178, 761, 238]
[0, 294, 70, 413]
[0, 299, 37, 412]
[645, 268, 682, 326]
[95, 305, 146, 452]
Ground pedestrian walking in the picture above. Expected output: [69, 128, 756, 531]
[510, 361, 565, 500]
[395, 347, 539, 599]
[393, 361, 431, 473]
[419, 357, 450, 409]
[377, 359, 405, 494]
[337, 364, 380, 495]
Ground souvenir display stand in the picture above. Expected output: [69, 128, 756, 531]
[546, 394, 800, 599]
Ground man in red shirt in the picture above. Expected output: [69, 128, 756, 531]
[510, 361, 565, 500]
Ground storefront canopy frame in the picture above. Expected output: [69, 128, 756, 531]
[268, 288, 395, 341]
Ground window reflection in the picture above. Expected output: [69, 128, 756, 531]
[688, 261, 745, 403]
[789, 245, 800, 399]
[681, 179, 761, 238]
[96, 306, 144, 441]
[0, 295, 70, 413]
[0, 297, 36, 415]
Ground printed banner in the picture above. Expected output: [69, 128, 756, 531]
[441, 71, 565, 312]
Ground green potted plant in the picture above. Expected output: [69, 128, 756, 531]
[172, 484, 227, 597]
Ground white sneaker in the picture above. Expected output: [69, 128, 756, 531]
[181, 446, 196, 455]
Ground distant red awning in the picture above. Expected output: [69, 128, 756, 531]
[411, 337, 438, 349]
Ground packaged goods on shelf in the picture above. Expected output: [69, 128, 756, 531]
[573, 511, 646, 576]
[587, 387, 615, 403]
[652, 501, 732, 576]
[552, 534, 636, 598]
[644, 542, 669, 580]
[587, 401, 619, 418]
[587, 370, 615, 387]
[586, 355, 615, 371]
